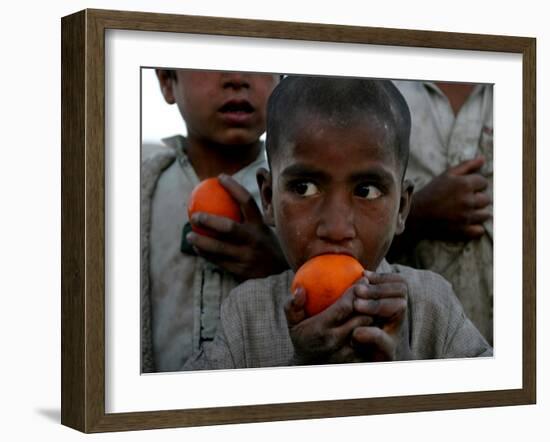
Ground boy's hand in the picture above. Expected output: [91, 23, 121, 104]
[351, 271, 411, 362]
[285, 281, 374, 365]
[409, 156, 491, 241]
[186, 174, 288, 280]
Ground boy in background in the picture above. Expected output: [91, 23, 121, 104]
[184, 76, 491, 370]
[390, 80, 493, 344]
[141, 70, 287, 372]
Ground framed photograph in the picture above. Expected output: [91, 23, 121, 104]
[61, 8, 536, 433]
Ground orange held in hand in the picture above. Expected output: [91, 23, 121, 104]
[291, 254, 364, 317]
[187, 177, 242, 237]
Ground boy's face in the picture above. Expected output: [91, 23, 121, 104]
[259, 115, 412, 271]
[157, 70, 279, 146]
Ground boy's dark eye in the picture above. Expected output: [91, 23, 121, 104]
[291, 181, 320, 197]
[355, 184, 382, 200]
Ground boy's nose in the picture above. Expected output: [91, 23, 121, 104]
[316, 194, 356, 243]
[221, 72, 250, 90]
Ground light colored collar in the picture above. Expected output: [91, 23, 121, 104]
[376, 258, 393, 273]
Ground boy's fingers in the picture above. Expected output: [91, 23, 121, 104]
[335, 314, 374, 339]
[448, 156, 485, 176]
[320, 287, 356, 326]
[318, 315, 374, 363]
[468, 209, 492, 225]
[218, 174, 264, 224]
[473, 191, 492, 209]
[190, 212, 249, 242]
[352, 277, 369, 298]
[354, 297, 407, 319]
[285, 287, 307, 326]
[462, 224, 486, 238]
[352, 326, 395, 361]
[363, 271, 408, 288]
[186, 230, 242, 258]
[356, 273, 407, 298]
[190, 212, 233, 233]
[465, 174, 489, 193]
[354, 281, 407, 300]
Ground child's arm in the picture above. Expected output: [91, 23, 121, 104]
[186, 174, 288, 280]
[285, 280, 374, 365]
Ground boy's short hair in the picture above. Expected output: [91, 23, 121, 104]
[266, 76, 411, 176]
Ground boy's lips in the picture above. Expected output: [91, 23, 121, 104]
[310, 249, 356, 259]
[218, 99, 255, 125]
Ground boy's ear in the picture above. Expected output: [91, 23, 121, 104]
[256, 168, 275, 227]
[395, 179, 414, 235]
[155, 69, 177, 105]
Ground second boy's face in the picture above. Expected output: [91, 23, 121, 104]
[261, 116, 411, 272]
[159, 70, 279, 146]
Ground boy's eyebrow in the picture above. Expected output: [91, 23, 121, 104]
[349, 167, 396, 186]
[280, 164, 330, 180]
[280, 163, 397, 185]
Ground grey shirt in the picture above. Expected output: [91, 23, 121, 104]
[183, 260, 492, 371]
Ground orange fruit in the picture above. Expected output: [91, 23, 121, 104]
[291, 254, 364, 317]
[187, 177, 242, 237]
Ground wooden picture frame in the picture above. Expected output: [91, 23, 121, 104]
[61, 8, 536, 433]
